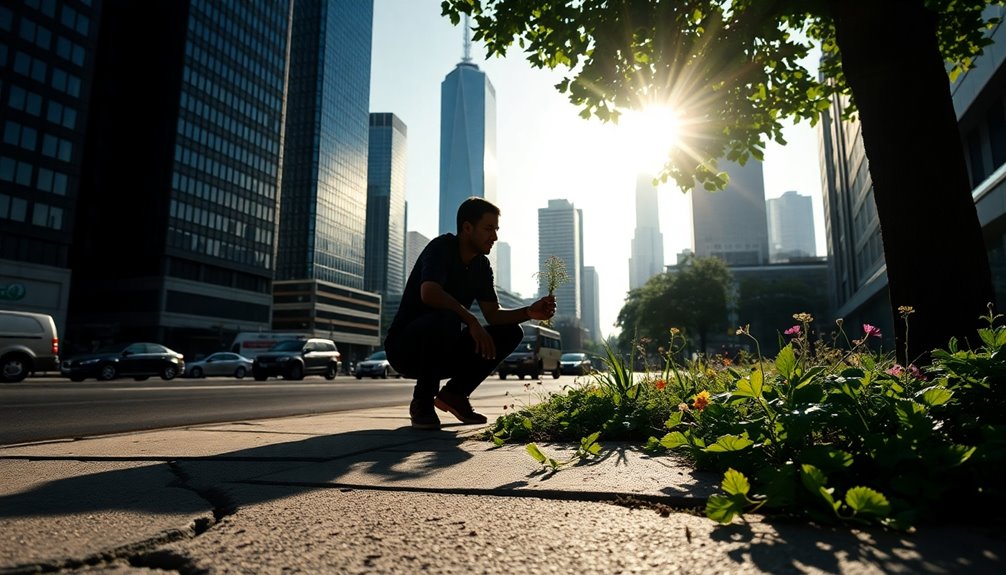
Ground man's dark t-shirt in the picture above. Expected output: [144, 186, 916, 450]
[387, 233, 497, 337]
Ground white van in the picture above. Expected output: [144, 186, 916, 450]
[0, 310, 59, 383]
[230, 331, 310, 360]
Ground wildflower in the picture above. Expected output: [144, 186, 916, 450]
[784, 325, 801, 336]
[503, 404, 509, 411]
[886, 364, 905, 377]
[908, 364, 926, 380]
[863, 324, 882, 338]
[678, 402, 690, 412]
[735, 324, 749, 336]
[670, 327, 681, 336]
[722, 357, 733, 366]
[793, 312, 814, 323]
[898, 306, 915, 317]
[692, 390, 711, 411]
[654, 379, 666, 391]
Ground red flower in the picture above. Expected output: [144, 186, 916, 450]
[784, 325, 801, 336]
[863, 324, 881, 338]
[654, 379, 666, 391]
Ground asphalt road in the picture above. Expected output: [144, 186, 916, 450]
[0, 374, 576, 445]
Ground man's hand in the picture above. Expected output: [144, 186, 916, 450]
[527, 295, 556, 321]
[468, 320, 497, 360]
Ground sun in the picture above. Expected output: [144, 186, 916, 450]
[616, 106, 682, 173]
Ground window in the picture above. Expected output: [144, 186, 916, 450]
[9, 197, 27, 222]
[8, 85, 25, 110]
[0, 157, 14, 181]
[26, 92, 41, 116]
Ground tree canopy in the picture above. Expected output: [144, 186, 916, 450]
[443, 0, 996, 192]
[616, 256, 731, 355]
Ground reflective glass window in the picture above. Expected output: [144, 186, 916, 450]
[8, 85, 25, 110]
[15, 161, 31, 185]
[53, 171, 66, 195]
[0, 157, 14, 181]
[37, 167, 53, 192]
[26, 93, 41, 115]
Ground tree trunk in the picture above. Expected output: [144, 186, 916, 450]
[829, 0, 996, 364]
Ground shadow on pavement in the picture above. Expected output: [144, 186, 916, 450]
[0, 426, 471, 518]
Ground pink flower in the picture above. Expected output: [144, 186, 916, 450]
[784, 325, 801, 336]
[863, 324, 881, 338]
[886, 364, 905, 377]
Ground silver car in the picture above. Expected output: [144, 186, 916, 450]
[185, 352, 253, 379]
[355, 350, 399, 379]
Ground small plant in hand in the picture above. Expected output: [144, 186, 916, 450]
[533, 255, 569, 327]
[481, 307, 1006, 530]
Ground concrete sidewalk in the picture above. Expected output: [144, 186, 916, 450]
[1, 397, 1004, 574]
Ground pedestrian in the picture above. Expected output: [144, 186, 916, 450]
[385, 197, 557, 429]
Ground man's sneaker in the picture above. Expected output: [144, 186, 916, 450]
[434, 389, 488, 425]
[409, 401, 441, 430]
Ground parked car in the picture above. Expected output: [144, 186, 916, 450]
[60, 342, 184, 382]
[185, 352, 253, 379]
[355, 350, 399, 379]
[559, 352, 594, 376]
[252, 338, 341, 381]
[0, 310, 59, 383]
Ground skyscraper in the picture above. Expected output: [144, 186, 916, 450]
[273, 0, 378, 352]
[495, 240, 512, 292]
[405, 230, 430, 279]
[438, 23, 496, 235]
[767, 191, 816, 262]
[365, 112, 407, 296]
[629, 174, 665, 290]
[692, 160, 770, 266]
[582, 265, 601, 343]
[0, 0, 102, 334]
[538, 199, 581, 320]
[65, 0, 292, 354]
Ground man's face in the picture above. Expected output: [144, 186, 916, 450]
[464, 212, 499, 256]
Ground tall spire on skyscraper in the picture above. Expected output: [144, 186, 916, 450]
[462, 13, 473, 63]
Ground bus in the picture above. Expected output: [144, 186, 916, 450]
[497, 323, 562, 380]
[230, 332, 310, 360]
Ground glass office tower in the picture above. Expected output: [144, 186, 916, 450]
[438, 59, 496, 235]
[66, 0, 292, 355]
[365, 112, 407, 296]
[0, 0, 102, 335]
[273, 0, 379, 352]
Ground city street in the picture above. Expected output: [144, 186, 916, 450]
[0, 374, 578, 445]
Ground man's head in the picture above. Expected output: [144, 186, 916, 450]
[456, 196, 500, 257]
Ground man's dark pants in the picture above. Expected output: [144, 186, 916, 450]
[385, 310, 523, 404]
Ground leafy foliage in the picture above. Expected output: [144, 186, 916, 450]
[485, 309, 1006, 529]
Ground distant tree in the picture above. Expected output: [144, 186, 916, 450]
[443, 0, 999, 363]
[615, 256, 732, 355]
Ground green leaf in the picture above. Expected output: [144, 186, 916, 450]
[522, 416, 534, 430]
[734, 370, 764, 399]
[845, 486, 891, 517]
[706, 494, 744, 524]
[917, 386, 953, 407]
[775, 345, 797, 379]
[706, 434, 754, 452]
[664, 411, 683, 429]
[526, 443, 547, 464]
[492, 436, 504, 447]
[659, 431, 690, 449]
[800, 464, 839, 511]
[721, 468, 750, 497]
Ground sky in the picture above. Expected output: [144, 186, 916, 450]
[369, 0, 826, 340]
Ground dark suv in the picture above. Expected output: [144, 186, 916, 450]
[252, 338, 341, 381]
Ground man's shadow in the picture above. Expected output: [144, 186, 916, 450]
[0, 426, 473, 519]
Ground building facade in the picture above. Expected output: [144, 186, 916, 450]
[365, 112, 407, 296]
[0, 0, 103, 337]
[767, 190, 816, 262]
[63, 0, 292, 356]
[582, 265, 601, 343]
[438, 49, 496, 235]
[692, 160, 770, 266]
[629, 174, 665, 290]
[404, 230, 430, 280]
[495, 240, 511, 292]
[276, 0, 378, 354]
[537, 199, 581, 321]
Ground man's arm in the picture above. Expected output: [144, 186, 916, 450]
[479, 295, 556, 325]
[420, 281, 479, 327]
